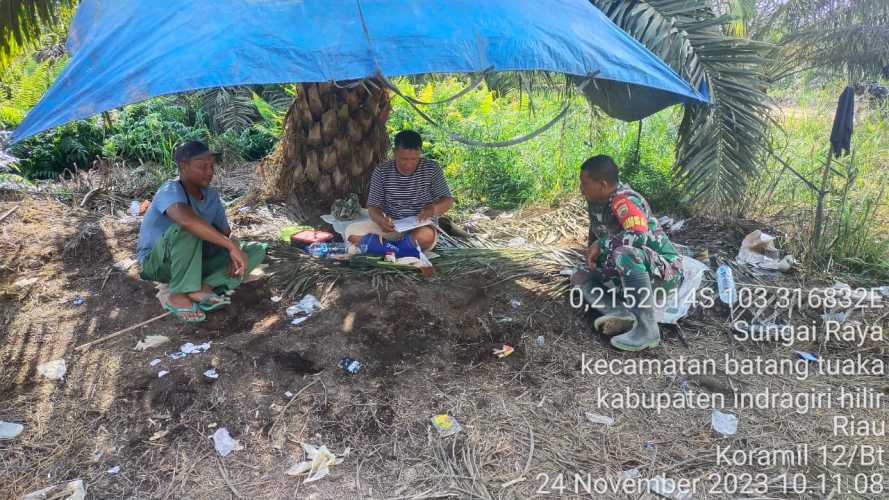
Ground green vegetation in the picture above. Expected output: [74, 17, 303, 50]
[388, 77, 684, 212]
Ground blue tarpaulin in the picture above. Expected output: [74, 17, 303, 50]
[12, 0, 709, 143]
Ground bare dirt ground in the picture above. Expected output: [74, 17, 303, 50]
[1, 189, 888, 500]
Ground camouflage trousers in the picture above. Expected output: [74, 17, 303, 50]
[582, 245, 683, 299]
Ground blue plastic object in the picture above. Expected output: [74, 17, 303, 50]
[12, 0, 708, 143]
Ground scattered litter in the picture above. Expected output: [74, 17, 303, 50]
[271, 295, 282, 303]
[657, 216, 687, 234]
[291, 317, 309, 326]
[822, 311, 847, 323]
[667, 219, 686, 233]
[647, 474, 693, 500]
[23, 479, 86, 500]
[506, 236, 528, 248]
[655, 257, 708, 324]
[204, 368, 219, 379]
[168, 352, 187, 360]
[179, 342, 211, 355]
[795, 351, 819, 362]
[134, 335, 170, 351]
[736, 230, 796, 272]
[286, 294, 322, 317]
[715, 264, 736, 305]
[112, 257, 138, 271]
[510, 298, 522, 309]
[711, 410, 738, 436]
[158, 370, 169, 378]
[72, 296, 85, 306]
[107, 465, 120, 475]
[0, 421, 24, 439]
[879, 286, 889, 297]
[13, 277, 39, 288]
[535, 335, 545, 346]
[339, 357, 363, 374]
[149, 358, 161, 367]
[584, 413, 615, 426]
[149, 430, 169, 441]
[620, 468, 640, 479]
[284, 391, 294, 398]
[286, 442, 348, 483]
[431, 414, 462, 437]
[492, 344, 514, 358]
[128, 200, 141, 217]
[237, 206, 252, 214]
[212, 428, 243, 457]
[37, 359, 66, 380]
[208, 422, 217, 428]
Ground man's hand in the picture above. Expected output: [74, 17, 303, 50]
[417, 205, 435, 222]
[376, 213, 396, 233]
[228, 245, 249, 278]
[586, 243, 601, 271]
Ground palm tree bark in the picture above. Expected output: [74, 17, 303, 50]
[259, 81, 391, 207]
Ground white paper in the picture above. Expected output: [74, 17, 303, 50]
[135, 335, 170, 351]
[37, 359, 67, 380]
[711, 409, 738, 435]
[393, 216, 433, 233]
[584, 413, 615, 426]
[212, 428, 243, 457]
[0, 421, 24, 439]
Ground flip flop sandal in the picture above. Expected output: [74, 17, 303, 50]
[194, 292, 231, 312]
[163, 301, 207, 323]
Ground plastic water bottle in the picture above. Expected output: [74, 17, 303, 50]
[716, 264, 736, 305]
[308, 242, 329, 258]
[128, 200, 141, 216]
[308, 242, 354, 258]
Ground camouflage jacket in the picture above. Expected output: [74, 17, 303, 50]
[586, 184, 679, 264]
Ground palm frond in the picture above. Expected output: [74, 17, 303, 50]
[0, 0, 75, 70]
[591, 0, 776, 209]
[197, 86, 261, 133]
[771, 0, 889, 81]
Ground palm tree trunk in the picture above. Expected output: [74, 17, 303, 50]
[259, 81, 391, 208]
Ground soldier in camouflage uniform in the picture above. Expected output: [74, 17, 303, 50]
[573, 155, 683, 351]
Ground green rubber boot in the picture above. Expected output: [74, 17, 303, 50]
[610, 271, 661, 351]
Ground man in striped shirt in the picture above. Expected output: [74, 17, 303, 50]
[346, 130, 453, 256]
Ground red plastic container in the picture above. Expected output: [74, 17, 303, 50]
[290, 230, 334, 247]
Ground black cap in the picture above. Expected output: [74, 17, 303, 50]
[174, 140, 217, 164]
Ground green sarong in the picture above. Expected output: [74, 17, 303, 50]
[140, 224, 267, 294]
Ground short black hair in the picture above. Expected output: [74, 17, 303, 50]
[394, 130, 422, 150]
[580, 155, 619, 185]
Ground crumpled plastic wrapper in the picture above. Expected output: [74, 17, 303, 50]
[736, 230, 796, 272]
[286, 443, 348, 483]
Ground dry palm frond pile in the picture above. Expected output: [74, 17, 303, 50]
[270, 197, 595, 299]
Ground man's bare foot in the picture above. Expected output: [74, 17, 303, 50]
[167, 293, 204, 321]
[186, 284, 214, 302]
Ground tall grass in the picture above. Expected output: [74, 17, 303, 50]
[745, 81, 889, 277]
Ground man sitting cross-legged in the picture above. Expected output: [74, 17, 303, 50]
[136, 141, 267, 323]
[346, 130, 454, 257]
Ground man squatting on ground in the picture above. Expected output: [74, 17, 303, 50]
[573, 155, 683, 351]
[136, 141, 267, 323]
[345, 130, 454, 257]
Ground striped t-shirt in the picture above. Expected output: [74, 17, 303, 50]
[366, 158, 452, 219]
